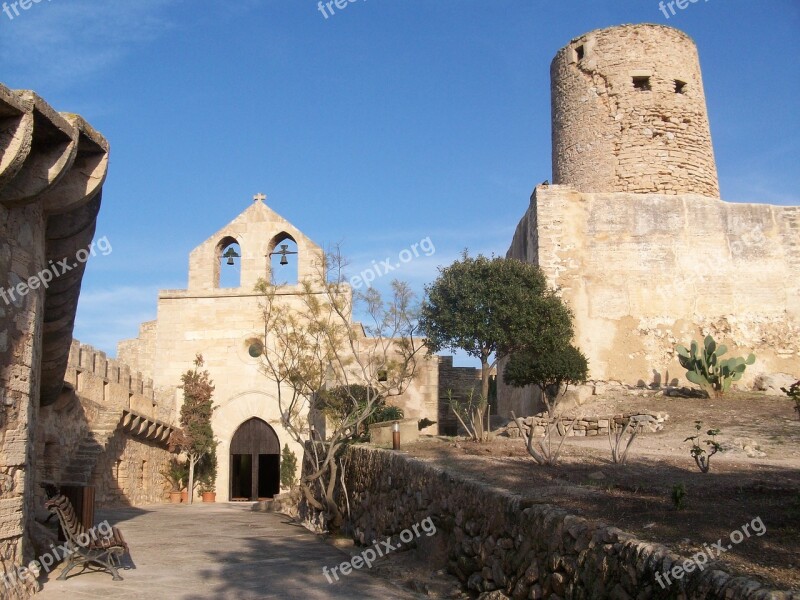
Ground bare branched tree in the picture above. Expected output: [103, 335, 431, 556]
[511, 411, 576, 466]
[446, 388, 488, 442]
[255, 247, 424, 530]
[608, 418, 642, 465]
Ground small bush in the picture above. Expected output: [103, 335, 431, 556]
[781, 380, 800, 420]
[280, 445, 298, 491]
[504, 344, 589, 417]
[671, 483, 688, 510]
[685, 421, 723, 473]
[418, 418, 437, 430]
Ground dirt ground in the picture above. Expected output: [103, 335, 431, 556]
[387, 391, 800, 594]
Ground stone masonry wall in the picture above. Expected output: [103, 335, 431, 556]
[551, 24, 719, 197]
[331, 446, 794, 599]
[437, 356, 480, 435]
[91, 429, 173, 507]
[116, 320, 157, 381]
[35, 339, 176, 512]
[505, 411, 668, 438]
[0, 201, 46, 600]
[500, 185, 800, 417]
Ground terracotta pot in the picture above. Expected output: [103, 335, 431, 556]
[169, 491, 182, 504]
[180, 490, 189, 503]
[201, 492, 216, 503]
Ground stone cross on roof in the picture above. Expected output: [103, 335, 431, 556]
[253, 193, 266, 203]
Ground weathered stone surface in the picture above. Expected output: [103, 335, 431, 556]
[753, 373, 797, 397]
[552, 24, 719, 197]
[497, 24, 799, 418]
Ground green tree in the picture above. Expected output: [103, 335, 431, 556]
[420, 253, 574, 439]
[169, 354, 216, 504]
[280, 445, 298, 491]
[503, 344, 589, 417]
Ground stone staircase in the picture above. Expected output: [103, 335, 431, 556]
[61, 407, 123, 486]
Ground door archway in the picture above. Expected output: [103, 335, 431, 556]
[229, 418, 280, 500]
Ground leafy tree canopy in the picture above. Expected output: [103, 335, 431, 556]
[420, 253, 574, 365]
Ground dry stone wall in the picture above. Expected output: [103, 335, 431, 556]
[331, 446, 794, 599]
[504, 411, 668, 438]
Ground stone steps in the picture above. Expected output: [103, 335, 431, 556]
[60, 408, 123, 486]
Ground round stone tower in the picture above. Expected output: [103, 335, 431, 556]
[551, 24, 719, 197]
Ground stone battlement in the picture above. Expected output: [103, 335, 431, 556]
[65, 339, 170, 423]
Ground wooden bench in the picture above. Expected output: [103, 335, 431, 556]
[45, 494, 129, 581]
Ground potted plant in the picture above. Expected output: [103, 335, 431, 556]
[161, 459, 186, 504]
[199, 477, 216, 502]
[198, 452, 217, 502]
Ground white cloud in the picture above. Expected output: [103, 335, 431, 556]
[0, 0, 183, 89]
[73, 284, 162, 355]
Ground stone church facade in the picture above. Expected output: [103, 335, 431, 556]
[498, 24, 800, 416]
[118, 198, 439, 502]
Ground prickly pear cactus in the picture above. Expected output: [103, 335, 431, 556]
[675, 335, 755, 397]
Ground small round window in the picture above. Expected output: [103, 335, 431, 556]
[247, 340, 264, 358]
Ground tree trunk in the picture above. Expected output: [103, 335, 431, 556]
[476, 360, 492, 441]
[187, 456, 196, 505]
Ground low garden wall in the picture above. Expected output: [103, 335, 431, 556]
[329, 446, 793, 599]
[504, 412, 669, 438]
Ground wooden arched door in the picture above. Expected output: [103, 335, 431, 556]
[229, 418, 280, 500]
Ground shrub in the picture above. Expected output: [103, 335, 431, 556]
[446, 389, 487, 442]
[608, 418, 641, 465]
[418, 418, 437, 430]
[504, 344, 589, 417]
[280, 444, 298, 491]
[671, 483, 687, 510]
[675, 335, 754, 398]
[781, 380, 800, 420]
[685, 421, 723, 473]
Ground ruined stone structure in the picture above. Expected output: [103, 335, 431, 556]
[551, 24, 719, 197]
[119, 198, 440, 502]
[499, 24, 800, 417]
[0, 83, 108, 598]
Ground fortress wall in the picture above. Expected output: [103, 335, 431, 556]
[502, 185, 799, 413]
[34, 339, 176, 515]
[0, 201, 46, 599]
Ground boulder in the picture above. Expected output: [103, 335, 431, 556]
[753, 373, 797, 396]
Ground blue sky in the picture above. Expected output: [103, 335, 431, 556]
[1, 0, 797, 362]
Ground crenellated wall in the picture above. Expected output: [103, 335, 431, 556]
[34, 339, 177, 519]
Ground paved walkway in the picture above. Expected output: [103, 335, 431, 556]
[35, 503, 422, 599]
